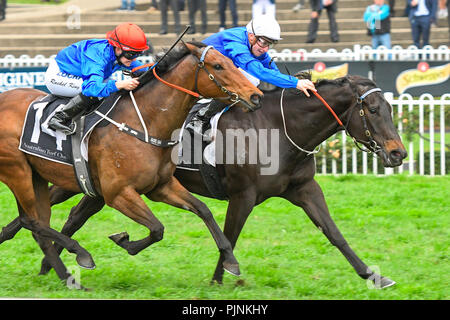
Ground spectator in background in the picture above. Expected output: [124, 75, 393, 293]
[437, 0, 448, 18]
[408, 0, 437, 48]
[364, 0, 391, 52]
[159, 0, 181, 34]
[306, 0, 339, 43]
[292, 0, 305, 12]
[147, 0, 159, 13]
[447, 0, 450, 40]
[389, 0, 396, 16]
[252, 0, 276, 19]
[0, 0, 6, 22]
[187, 0, 207, 34]
[218, 0, 238, 31]
[117, 0, 136, 11]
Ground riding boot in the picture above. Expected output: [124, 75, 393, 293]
[191, 100, 227, 142]
[48, 94, 97, 135]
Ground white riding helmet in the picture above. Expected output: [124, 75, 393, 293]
[246, 15, 283, 41]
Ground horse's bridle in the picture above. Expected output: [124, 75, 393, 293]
[193, 45, 240, 104]
[344, 87, 383, 154]
[280, 86, 383, 155]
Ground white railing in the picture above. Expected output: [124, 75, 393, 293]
[319, 93, 450, 176]
[0, 55, 155, 68]
[0, 45, 448, 67]
[269, 45, 450, 61]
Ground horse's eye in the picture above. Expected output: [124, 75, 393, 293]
[368, 107, 378, 114]
[214, 64, 223, 70]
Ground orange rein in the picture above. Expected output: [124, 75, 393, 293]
[131, 63, 201, 98]
[311, 89, 344, 127]
[133, 64, 343, 126]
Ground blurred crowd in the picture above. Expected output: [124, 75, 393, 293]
[1, 0, 447, 49]
[113, 0, 448, 50]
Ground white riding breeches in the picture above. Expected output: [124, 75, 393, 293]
[44, 58, 83, 97]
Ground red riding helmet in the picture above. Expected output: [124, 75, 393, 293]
[106, 23, 149, 52]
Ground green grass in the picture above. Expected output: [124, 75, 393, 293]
[0, 175, 448, 299]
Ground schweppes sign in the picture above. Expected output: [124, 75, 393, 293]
[396, 62, 450, 94]
[309, 62, 349, 81]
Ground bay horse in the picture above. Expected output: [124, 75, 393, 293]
[1, 74, 407, 288]
[0, 41, 263, 286]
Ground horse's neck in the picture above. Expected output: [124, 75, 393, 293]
[129, 58, 198, 140]
[277, 86, 354, 154]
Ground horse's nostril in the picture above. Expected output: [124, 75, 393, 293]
[390, 149, 407, 160]
[250, 94, 261, 105]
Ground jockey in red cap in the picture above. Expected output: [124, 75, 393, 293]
[45, 23, 150, 135]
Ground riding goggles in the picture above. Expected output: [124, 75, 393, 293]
[256, 37, 277, 49]
[122, 50, 143, 60]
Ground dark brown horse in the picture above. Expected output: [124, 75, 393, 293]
[1, 74, 406, 288]
[0, 42, 263, 286]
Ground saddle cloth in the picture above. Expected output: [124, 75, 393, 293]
[19, 93, 121, 166]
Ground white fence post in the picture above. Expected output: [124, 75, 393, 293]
[429, 104, 435, 176]
[440, 95, 449, 175]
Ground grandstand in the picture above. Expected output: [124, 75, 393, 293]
[0, 0, 448, 57]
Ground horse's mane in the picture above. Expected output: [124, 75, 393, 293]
[279, 72, 375, 97]
[137, 41, 206, 87]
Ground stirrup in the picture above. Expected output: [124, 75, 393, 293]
[49, 121, 77, 135]
[62, 122, 77, 135]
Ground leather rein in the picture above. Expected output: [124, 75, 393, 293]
[120, 45, 249, 148]
[281, 86, 383, 155]
[132, 45, 248, 109]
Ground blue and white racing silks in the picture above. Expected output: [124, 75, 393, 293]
[202, 27, 298, 88]
[55, 39, 146, 97]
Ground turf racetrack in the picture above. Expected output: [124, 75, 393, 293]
[0, 175, 448, 299]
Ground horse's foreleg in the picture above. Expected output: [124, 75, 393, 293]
[106, 187, 165, 255]
[284, 179, 395, 289]
[148, 177, 240, 277]
[39, 195, 106, 275]
[0, 217, 22, 245]
[211, 190, 257, 284]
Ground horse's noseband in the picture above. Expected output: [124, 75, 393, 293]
[194, 46, 246, 108]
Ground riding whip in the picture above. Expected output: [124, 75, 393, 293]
[138, 25, 192, 82]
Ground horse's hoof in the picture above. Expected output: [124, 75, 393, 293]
[379, 276, 396, 289]
[210, 279, 223, 286]
[38, 262, 52, 275]
[76, 252, 96, 270]
[109, 232, 129, 246]
[65, 278, 91, 291]
[222, 261, 240, 277]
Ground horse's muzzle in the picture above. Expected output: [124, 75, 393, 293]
[245, 93, 263, 112]
[388, 148, 407, 167]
